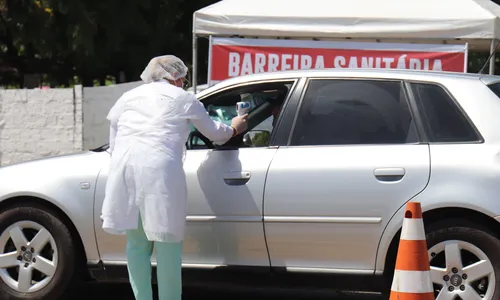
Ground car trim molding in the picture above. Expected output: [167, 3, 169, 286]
[286, 267, 376, 275]
[186, 216, 262, 222]
[185, 215, 382, 224]
[264, 216, 382, 224]
[102, 260, 226, 269]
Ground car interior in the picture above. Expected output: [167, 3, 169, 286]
[187, 82, 293, 150]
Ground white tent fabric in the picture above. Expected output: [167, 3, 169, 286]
[191, 0, 500, 89]
[193, 0, 500, 48]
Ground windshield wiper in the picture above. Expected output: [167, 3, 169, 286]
[90, 144, 110, 152]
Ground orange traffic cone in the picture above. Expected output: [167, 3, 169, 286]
[389, 202, 434, 300]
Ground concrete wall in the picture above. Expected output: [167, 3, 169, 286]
[82, 81, 141, 150]
[0, 80, 205, 166]
[0, 86, 83, 166]
[0, 81, 145, 167]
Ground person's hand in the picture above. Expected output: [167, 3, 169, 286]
[231, 114, 248, 136]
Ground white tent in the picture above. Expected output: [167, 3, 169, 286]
[191, 0, 500, 90]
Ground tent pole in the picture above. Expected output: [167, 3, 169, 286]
[490, 39, 496, 75]
[207, 35, 213, 86]
[192, 33, 198, 93]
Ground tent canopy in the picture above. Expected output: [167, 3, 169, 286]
[193, 0, 500, 51]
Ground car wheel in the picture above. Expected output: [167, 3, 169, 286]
[426, 219, 500, 300]
[383, 219, 500, 300]
[0, 205, 76, 300]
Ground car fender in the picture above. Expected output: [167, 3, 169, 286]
[0, 151, 109, 262]
[375, 194, 500, 273]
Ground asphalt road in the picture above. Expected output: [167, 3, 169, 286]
[66, 283, 384, 300]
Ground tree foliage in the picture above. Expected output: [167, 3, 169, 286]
[0, 0, 217, 87]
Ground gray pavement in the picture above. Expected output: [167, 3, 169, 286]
[66, 283, 384, 300]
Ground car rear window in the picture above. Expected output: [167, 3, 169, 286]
[487, 82, 500, 98]
[410, 83, 481, 143]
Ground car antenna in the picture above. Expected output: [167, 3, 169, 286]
[479, 40, 500, 74]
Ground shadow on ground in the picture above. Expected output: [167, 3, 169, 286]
[66, 282, 384, 300]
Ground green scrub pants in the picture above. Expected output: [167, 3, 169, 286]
[126, 219, 182, 300]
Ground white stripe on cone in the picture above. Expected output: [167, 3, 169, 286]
[400, 218, 426, 241]
[391, 270, 434, 293]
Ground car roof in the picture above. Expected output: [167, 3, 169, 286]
[196, 68, 500, 97]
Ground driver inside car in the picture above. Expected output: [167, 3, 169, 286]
[271, 100, 283, 127]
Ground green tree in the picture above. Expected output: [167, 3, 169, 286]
[0, 0, 219, 87]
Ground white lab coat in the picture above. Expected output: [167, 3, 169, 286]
[101, 81, 234, 242]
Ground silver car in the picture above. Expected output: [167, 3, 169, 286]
[1, 69, 500, 300]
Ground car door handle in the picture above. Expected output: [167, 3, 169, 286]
[373, 168, 405, 182]
[223, 171, 251, 186]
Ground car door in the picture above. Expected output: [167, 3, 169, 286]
[93, 78, 298, 268]
[263, 77, 431, 273]
[181, 79, 297, 268]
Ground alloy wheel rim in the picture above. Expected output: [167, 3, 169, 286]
[0, 221, 58, 293]
[429, 240, 495, 300]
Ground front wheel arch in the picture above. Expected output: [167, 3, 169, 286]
[0, 196, 90, 280]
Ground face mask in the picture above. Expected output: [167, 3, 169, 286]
[174, 79, 183, 88]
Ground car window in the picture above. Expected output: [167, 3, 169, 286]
[290, 79, 418, 146]
[410, 83, 480, 143]
[487, 81, 500, 99]
[188, 81, 294, 149]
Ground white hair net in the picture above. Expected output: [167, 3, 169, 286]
[140, 55, 188, 83]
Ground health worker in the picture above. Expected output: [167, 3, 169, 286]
[101, 55, 248, 300]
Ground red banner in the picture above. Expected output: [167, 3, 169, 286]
[209, 38, 468, 84]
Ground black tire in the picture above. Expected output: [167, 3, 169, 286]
[0, 205, 77, 300]
[382, 219, 500, 299]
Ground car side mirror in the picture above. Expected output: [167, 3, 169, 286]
[243, 133, 252, 146]
[243, 130, 271, 147]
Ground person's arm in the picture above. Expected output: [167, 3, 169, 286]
[184, 95, 237, 144]
[106, 95, 125, 154]
[109, 121, 117, 153]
